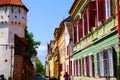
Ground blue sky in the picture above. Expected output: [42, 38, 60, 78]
[22, 0, 74, 65]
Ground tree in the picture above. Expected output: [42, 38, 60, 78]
[25, 28, 45, 74]
[25, 27, 41, 57]
[35, 57, 45, 75]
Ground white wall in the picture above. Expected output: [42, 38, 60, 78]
[0, 45, 14, 80]
[0, 5, 27, 79]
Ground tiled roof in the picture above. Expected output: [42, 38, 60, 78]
[0, 0, 24, 6]
[0, 0, 28, 11]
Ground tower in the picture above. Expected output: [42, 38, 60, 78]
[0, 0, 28, 79]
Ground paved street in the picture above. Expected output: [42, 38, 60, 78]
[30, 75, 49, 80]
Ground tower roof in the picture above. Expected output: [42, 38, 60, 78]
[0, 0, 28, 11]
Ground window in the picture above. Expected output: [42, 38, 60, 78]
[88, 1, 97, 31]
[70, 42, 73, 54]
[78, 59, 81, 76]
[82, 55, 94, 77]
[97, 47, 117, 77]
[69, 61, 72, 76]
[76, 60, 78, 76]
[74, 25, 77, 43]
[73, 23, 79, 44]
[74, 60, 76, 75]
[74, 59, 81, 76]
[89, 55, 94, 77]
[67, 43, 70, 56]
[83, 11, 88, 36]
[105, 0, 111, 19]
[67, 65, 69, 73]
[60, 64, 62, 71]
[84, 57, 87, 76]
[78, 19, 83, 39]
[97, 0, 112, 23]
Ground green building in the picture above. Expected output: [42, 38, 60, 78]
[69, 0, 119, 80]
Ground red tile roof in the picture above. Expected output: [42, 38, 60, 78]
[0, 0, 23, 6]
[0, 0, 28, 11]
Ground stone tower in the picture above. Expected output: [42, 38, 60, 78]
[0, 0, 28, 79]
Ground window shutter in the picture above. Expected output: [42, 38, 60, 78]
[112, 47, 117, 77]
[86, 56, 90, 76]
[110, 0, 113, 16]
[92, 55, 95, 77]
[88, 1, 96, 31]
[67, 45, 68, 56]
[79, 59, 81, 76]
[97, 0, 106, 22]
[60, 64, 62, 71]
[74, 26, 77, 43]
[83, 11, 88, 35]
[97, 53, 100, 76]
[74, 61, 76, 75]
[67, 43, 70, 56]
[82, 58, 84, 76]
[78, 19, 83, 39]
[73, 61, 75, 75]
[78, 59, 80, 75]
[76, 60, 78, 76]
[70, 61, 72, 76]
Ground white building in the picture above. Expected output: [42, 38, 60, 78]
[0, 0, 28, 79]
[64, 21, 74, 80]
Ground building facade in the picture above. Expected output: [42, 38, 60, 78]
[45, 0, 120, 80]
[46, 40, 55, 78]
[0, 0, 34, 80]
[69, 0, 119, 80]
[64, 20, 74, 80]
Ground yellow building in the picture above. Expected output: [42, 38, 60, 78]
[46, 40, 55, 78]
[53, 28, 59, 79]
[53, 17, 72, 80]
[58, 23, 66, 80]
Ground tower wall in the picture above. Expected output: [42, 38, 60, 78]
[0, 5, 27, 79]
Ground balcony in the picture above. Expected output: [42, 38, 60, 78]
[73, 16, 117, 54]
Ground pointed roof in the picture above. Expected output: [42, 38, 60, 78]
[0, 0, 28, 11]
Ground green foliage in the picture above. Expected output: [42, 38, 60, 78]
[35, 58, 45, 75]
[25, 27, 41, 57]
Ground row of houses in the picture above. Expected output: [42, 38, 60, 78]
[45, 0, 120, 80]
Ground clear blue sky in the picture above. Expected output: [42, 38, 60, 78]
[22, 0, 74, 65]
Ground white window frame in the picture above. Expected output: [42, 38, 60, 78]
[97, 48, 115, 77]
[105, 0, 111, 19]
